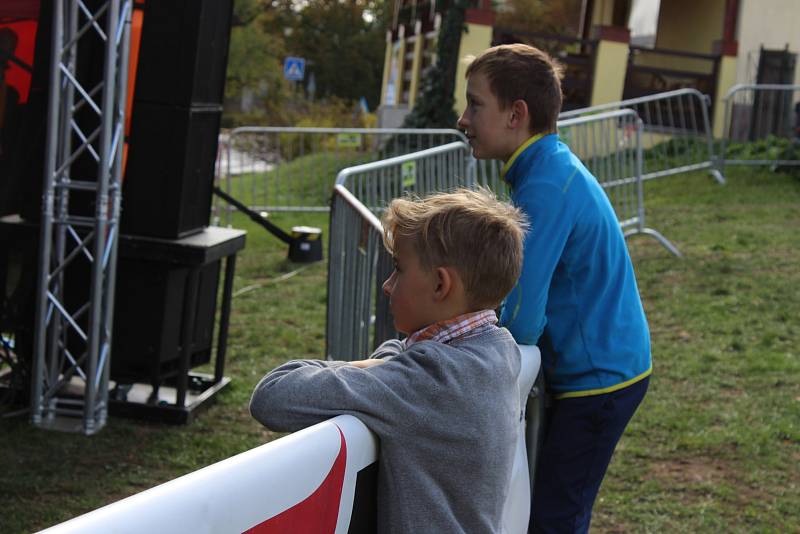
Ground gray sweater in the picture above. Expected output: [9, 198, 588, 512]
[249, 326, 522, 534]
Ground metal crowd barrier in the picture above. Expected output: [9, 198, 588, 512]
[334, 141, 475, 211]
[719, 84, 800, 173]
[326, 185, 393, 361]
[215, 127, 467, 222]
[560, 88, 724, 184]
[559, 109, 681, 256]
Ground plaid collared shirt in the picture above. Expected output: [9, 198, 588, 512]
[404, 309, 498, 348]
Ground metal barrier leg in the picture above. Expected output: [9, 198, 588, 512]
[624, 228, 682, 257]
[709, 166, 727, 185]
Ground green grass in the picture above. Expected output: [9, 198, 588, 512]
[593, 167, 800, 533]
[1, 167, 799, 533]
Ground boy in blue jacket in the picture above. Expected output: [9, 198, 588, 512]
[458, 44, 651, 533]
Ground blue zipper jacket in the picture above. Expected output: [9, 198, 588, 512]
[500, 134, 652, 398]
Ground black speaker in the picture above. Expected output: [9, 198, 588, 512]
[134, 0, 233, 107]
[121, 103, 222, 238]
[111, 257, 221, 385]
[120, 0, 233, 239]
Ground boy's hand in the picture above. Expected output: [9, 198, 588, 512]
[350, 359, 387, 369]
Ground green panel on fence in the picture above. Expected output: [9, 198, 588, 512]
[401, 161, 416, 188]
[337, 133, 363, 148]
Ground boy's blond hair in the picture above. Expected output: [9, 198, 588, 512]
[382, 188, 528, 310]
[466, 44, 564, 135]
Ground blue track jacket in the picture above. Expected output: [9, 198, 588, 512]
[500, 134, 652, 398]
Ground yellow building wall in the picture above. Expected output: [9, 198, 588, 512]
[407, 23, 424, 108]
[591, 39, 629, 106]
[454, 23, 494, 117]
[713, 54, 738, 138]
[656, 0, 725, 56]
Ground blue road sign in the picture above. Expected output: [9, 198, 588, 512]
[283, 57, 305, 81]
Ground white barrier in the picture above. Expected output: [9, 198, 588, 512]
[504, 344, 541, 533]
[40, 347, 542, 534]
[38, 415, 378, 534]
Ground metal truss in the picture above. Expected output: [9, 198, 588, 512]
[31, 0, 131, 434]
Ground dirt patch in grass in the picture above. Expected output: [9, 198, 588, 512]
[650, 457, 727, 484]
[646, 455, 763, 504]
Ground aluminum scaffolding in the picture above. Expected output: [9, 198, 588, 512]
[31, 0, 131, 434]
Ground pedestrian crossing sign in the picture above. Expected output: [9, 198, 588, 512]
[283, 57, 306, 81]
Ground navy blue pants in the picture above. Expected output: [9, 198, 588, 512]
[531, 377, 649, 533]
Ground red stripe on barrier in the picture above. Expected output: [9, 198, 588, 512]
[244, 428, 347, 534]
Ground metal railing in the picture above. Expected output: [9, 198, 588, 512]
[215, 127, 467, 221]
[719, 84, 800, 173]
[326, 185, 394, 361]
[334, 141, 475, 211]
[560, 88, 724, 184]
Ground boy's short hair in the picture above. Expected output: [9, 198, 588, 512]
[466, 44, 564, 135]
[382, 188, 528, 310]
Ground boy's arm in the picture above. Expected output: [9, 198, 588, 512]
[369, 338, 404, 359]
[249, 348, 437, 433]
[500, 180, 570, 345]
[344, 339, 404, 368]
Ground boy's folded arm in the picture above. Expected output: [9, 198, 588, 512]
[501, 180, 570, 344]
[369, 338, 404, 359]
[249, 349, 434, 433]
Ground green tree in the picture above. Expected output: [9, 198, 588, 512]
[225, 0, 297, 124]
[286, 0, 387, 110]
[226, 22, 285, 100]
[224, 0, 388, 125]
[231, 0, 269, 26]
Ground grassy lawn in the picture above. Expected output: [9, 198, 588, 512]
[1, 166, 798, 533]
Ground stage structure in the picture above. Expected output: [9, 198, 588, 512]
[31, 0, 132, 434]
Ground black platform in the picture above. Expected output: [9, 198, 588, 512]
[111, 226, 246, 424]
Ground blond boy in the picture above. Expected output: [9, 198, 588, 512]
[251, 188, 528, 533]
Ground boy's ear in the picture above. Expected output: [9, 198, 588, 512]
[508, 99, 529, 130]
[432, 266, 454, 302]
